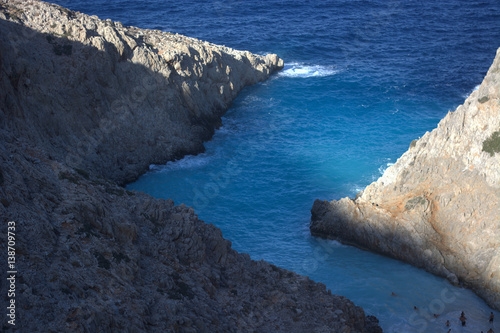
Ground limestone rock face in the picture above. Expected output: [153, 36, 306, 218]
[0, 0, 284, 185]
[311, 47, 500, 311]
[0, 1, 380, 332]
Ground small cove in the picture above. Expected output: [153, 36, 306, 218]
[127, 71, 500, 332]
[51, 0, 500, 330]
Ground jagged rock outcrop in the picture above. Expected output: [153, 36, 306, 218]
[0, 0, 283, 185]
[0, 0, 381, 331]
[311, 47, 500, 311]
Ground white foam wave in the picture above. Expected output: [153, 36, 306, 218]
[378, 162, 394, 176]
[314, 237, 347, 249]
[279, 63, 338, 78]
[326, 239, 346, 248]
[350, 185, 365, 194]
[463, 84, 481, 99]
[149, 153, 211, 172]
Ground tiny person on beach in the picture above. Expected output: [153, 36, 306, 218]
[459, 312, 466, 327]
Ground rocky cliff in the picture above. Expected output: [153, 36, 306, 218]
[0, 0, 381, 331]
[311, 47, 500, 311]
[0, 0, 283, 185]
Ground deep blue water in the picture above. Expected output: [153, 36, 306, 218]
[52, 0, 500, 331]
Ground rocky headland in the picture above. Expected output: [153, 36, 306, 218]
[0, 0, 381, 331]
[311, 47, 500, 311]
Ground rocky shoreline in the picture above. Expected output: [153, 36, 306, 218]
[311, 47, 500, 311]
[0, 0, 381, 331]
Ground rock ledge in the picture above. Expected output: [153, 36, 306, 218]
[311, 47, 500, 311]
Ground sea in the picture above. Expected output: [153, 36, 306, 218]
[51, 0, 500, 331]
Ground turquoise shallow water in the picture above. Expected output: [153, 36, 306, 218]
[52, 0, 500, 331]
[127, 72, 500, 332]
